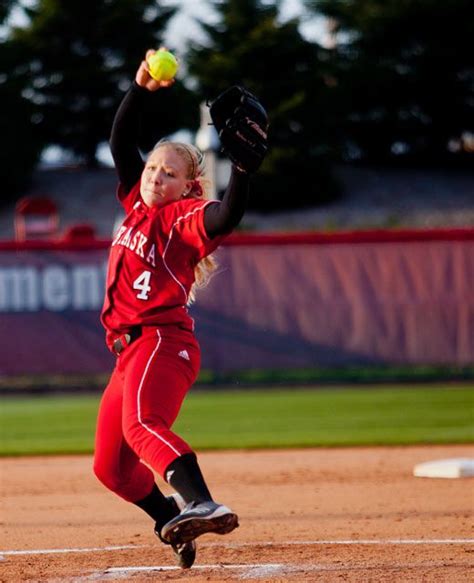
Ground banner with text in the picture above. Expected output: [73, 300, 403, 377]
[1, 233, 473, 376]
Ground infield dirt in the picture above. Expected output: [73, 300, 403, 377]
[1, 446, 473, 582]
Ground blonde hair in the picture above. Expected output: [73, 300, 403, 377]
[153, 140, 218, 304]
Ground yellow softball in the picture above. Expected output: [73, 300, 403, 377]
[147, 49, 179, 82]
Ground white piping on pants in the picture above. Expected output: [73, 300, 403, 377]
[136, 329, 181, 457]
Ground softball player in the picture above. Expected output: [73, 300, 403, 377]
[93, 50, 268, 569]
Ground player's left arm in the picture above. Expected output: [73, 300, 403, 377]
[203, 86, 268, 239]
[203, 168, 250, 238]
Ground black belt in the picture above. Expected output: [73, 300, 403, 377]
[113, 326, 142, 355]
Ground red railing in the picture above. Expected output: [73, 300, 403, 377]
[0, 227, 473, 251]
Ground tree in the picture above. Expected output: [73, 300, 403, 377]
[0, 33, 43, 203]
[9, 0, 198, 168]
[187, 0, 340, 210]
[305, 0, 474, 166]
[0, 0, 15, 24]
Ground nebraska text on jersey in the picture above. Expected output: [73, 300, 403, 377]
[101, 180, 224, 348]
[112, 225, 157, 266]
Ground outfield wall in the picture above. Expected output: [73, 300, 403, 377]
[0, 228, 473, 376]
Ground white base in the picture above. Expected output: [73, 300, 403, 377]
[413, 458, 474, 479]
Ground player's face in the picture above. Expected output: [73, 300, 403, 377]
[140, 147, 192, 207]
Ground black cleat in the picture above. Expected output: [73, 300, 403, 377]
[155, 525, 196, 569]
[155, 494, 196, 569]
[161, 500, 239, 545]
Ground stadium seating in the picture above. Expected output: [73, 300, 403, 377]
[14, 195, 59, 241]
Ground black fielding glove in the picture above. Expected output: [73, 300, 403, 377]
[209, 86, 269, 174]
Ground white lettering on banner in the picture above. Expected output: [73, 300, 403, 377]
[0, 263, 107, 313]
[72, 266, 104, 309]
[42, 265, 69, 311]
[0, 267, 39, 311]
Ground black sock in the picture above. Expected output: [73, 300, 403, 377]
[165, 453, 213, 504]
[133, 483, 176, 529]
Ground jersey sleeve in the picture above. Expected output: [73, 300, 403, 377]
[116, 179, 141, 214]
[171, 199, 227, 260]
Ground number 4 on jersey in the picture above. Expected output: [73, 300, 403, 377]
[133, 270, 152, 300]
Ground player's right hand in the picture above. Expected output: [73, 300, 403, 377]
[135, 49, 175, 91]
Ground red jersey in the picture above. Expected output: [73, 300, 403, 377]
[101, 180, 223, 349]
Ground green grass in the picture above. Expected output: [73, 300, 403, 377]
[0, 385, 473, 456]
[2, 365, 473, 391]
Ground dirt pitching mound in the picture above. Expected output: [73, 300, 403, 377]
[1, 445, 473, 581]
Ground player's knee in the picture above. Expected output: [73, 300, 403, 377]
[93, 457, 122, 493]
[93, 457, 111, 487]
